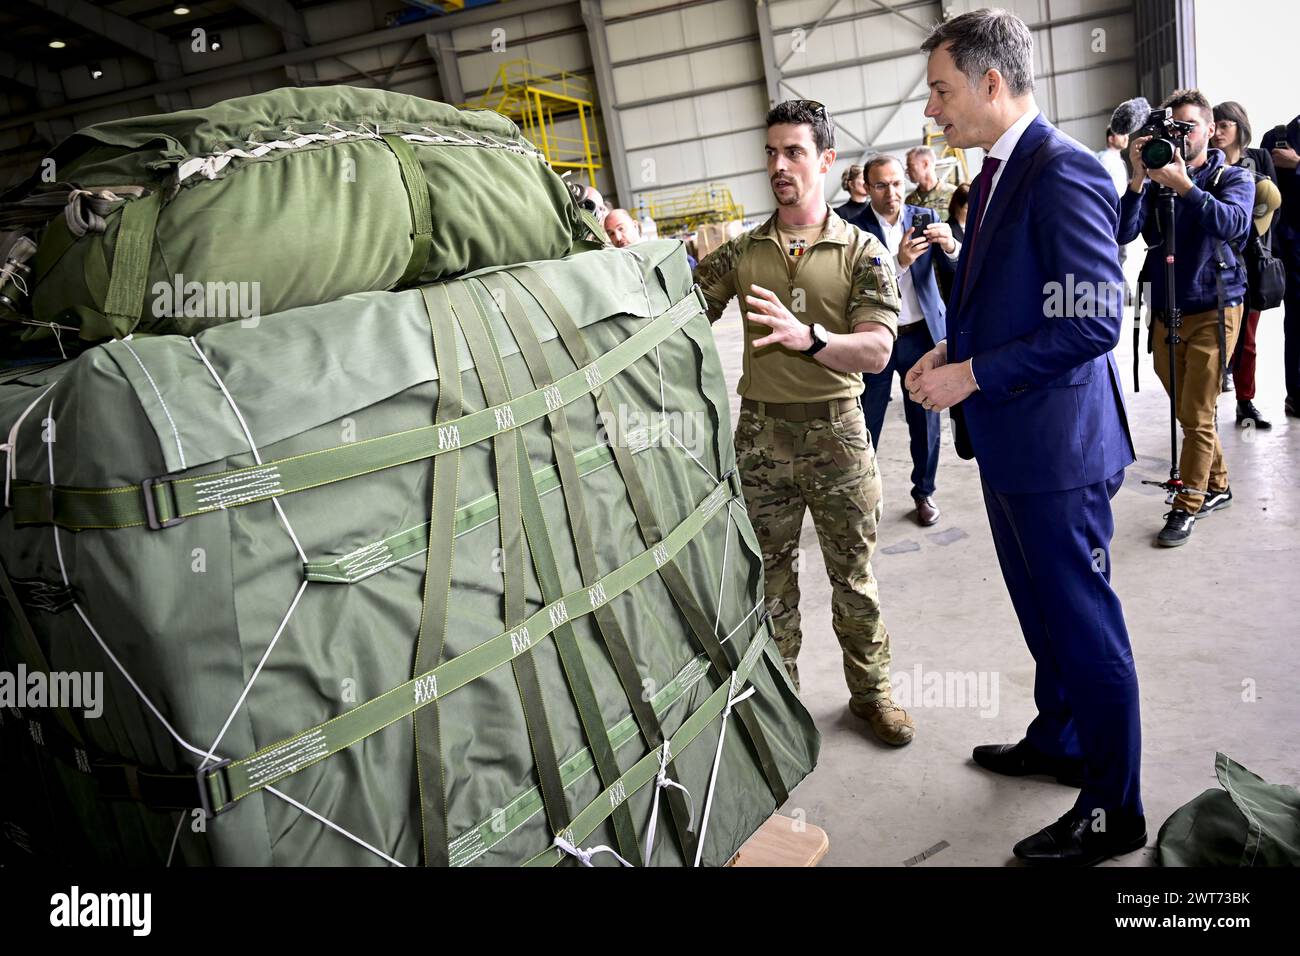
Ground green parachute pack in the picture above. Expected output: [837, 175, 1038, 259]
[0, 236, 820, 866]
[0, 86, 586, 349]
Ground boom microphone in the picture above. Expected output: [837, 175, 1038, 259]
[1110, 97, 1152, 136]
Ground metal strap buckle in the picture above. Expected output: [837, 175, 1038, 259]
[140, 473, 185, 530]
[196, 758, 233, 818]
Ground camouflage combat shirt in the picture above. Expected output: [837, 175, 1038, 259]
[694, 207, 901, 403]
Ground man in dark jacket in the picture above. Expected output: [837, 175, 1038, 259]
[1261, 116, 1300, 419]
[1119, 89, 1254, 547]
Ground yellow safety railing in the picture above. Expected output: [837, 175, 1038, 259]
[464, 59, 604, 184]
[922, 123, 970, 183]
[637, 183, 744, 235]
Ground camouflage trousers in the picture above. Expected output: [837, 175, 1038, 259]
[733, 402, 891, 702]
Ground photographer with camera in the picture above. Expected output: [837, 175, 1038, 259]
[1118, 89, 1254, 548]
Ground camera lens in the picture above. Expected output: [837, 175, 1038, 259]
[1142, 138, 1175, 169]
[579, 199, 597, 212]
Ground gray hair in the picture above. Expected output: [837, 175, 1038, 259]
[920, 8, 1035, 97]
[905, 145, 935, 164]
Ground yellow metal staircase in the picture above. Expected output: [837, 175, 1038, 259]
[464, 59, 604, 183]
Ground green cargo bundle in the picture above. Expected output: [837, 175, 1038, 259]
[0, 86, 586, 348]
[0, 239, 819, 866]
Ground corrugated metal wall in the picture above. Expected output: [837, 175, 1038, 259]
[589, 0, 1136, 220]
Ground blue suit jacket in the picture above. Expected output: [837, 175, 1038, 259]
[849, 203, 951, 345]
[947, 114, 1135, 494]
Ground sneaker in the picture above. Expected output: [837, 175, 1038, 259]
[1198, 486, 1233, 515]
[1236, 401, 1272, 429]
[1156, 509, 1196, 547]
[849, 697, 915, 746]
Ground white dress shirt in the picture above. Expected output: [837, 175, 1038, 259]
[1096, 146, 1127, 197]
[872, 207, 925, 327]
[871, 206, 963, 329]
[980, 103, 1042, 226]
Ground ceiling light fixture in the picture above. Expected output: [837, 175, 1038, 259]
[89, 62, 104, 80]
[48, 39, 67, 49]
[173, 5, 191, 14]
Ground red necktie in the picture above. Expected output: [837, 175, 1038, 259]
[960, 156, 1003, 297]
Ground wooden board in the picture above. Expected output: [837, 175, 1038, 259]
[728, 814, 829, 867]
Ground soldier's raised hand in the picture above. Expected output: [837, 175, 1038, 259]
[746, 284, 813, 352]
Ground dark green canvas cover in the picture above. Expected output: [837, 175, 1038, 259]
[1157, 753, 1300, 867]
[0, 86, 583, 348]
[0, 239, 819, 866]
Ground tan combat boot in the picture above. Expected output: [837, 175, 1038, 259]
[850, 697, 915, 746]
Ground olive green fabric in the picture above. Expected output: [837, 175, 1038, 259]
[0, 86, 581, 347]
[1156, 753, 1300, 867]
[0, 239, 819, 866]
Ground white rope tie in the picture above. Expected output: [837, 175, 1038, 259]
[553, 834, 633, 868]
[188, 337, 308, 563]
[41, 404, 400, 866]
[693, 673, 757, 867]
[3, 383, 54, 507]
[643, 739, 695, 865]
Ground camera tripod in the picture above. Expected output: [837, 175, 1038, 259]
[1141, 182, 1209, 501]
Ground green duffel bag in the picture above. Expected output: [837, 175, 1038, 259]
[0, 239, 818, 866]
[0, 86, 590, 349]
[1156, 753, 1300, 866]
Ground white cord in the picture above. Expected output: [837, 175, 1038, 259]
[643, 739, 695, 865]
[693, 673, 757, 867]
[188, 337, 308, 563]
[42, 404, 400, 867]
[553, 834, 633, 868]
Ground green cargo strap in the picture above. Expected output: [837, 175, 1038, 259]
[447, 280, 572, 843]
[467, 278, 643, 864]
[576, 208, 607, 244]
[100, 189, 161, 339]
[478, 273, 695, 864]
[0, 558, 84, 746]
[449, 653, 711, 866]
[511, 266, 790, 806]
[381, 134, 434, 287]
[302, 425, 666, 584]
[199, 475, 736, 815]
[524, 616, 776, 867]
[7, 710, 199, 811]
[410, 283, 462, 867]
[10, 288, 706, 531]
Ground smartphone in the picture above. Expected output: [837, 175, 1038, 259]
[910, 213, 934, 240]
[1272, 125, 1289, 147]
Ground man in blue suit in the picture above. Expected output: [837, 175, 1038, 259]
[907, 9, 1143, 866]
[848, 154, 958, 526]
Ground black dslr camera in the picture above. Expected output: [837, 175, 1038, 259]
[1137, 108, 1196, 169]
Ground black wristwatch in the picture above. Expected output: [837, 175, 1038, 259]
[803, 322, 829, 356]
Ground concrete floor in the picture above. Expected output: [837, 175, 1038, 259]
[708, 255, 1300, 867]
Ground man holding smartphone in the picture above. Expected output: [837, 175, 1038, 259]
[847, 154, 960, 525]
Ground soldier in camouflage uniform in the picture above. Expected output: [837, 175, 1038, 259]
[694, 100, 915, 745]
[905, 145, 958, 221]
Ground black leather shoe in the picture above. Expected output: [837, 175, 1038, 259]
[972, 740, 1084, 787]
[1013, 809, 1147, 867]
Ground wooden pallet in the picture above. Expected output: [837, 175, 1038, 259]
[728, 814, 829, 867]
